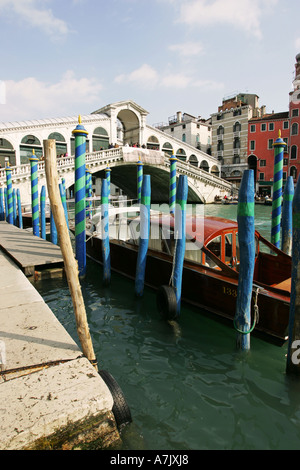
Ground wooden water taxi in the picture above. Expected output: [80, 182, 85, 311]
[86, 208, 291, 343]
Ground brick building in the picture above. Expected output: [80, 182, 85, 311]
[247, 54, 300, 196]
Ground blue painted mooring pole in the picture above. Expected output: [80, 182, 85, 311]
[12, 189, 17, 225]
[234, 169, 255, 350]
[101, 178, 111, 286]
[4, 188, 8, 222]
[281, 176, 294, 256]
[17, 189, 23, 229]
[72, 116, 88, 278]
[0, 188, 4, 221]
[50, 210, 58, 245]
[135, 174, 151, 297]
[29, 153, 40, 237]
[172, 174, 188, 315]
[271, 131, 287, 248]
[137, 160, 143, 203]
[5, 166, 13, 225]
[169, 153, 177, 215]
[40, 186, 46, 240]
[286, 176, 300, 375]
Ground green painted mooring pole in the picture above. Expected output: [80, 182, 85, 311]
[271, 131, 287, 248]
[29, 151, 40, 237]
[72, 116, 88, 278]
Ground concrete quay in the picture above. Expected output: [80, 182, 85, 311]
[0, 246, 122, 450]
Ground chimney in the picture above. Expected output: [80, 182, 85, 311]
[177, 111, 182, 123]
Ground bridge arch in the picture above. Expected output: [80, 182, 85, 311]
[0, 138, 16, 166]
[20, 134, 43, 162]
[200, 160, 209, 172]
[117, 108, 141, 145]
[147, 135, 160, 150]
[188, 154, 198, 166]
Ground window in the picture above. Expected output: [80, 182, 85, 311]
[283, 138, 288, 152]
[250, 124, 256, 133]
[292, 123, 299, 135]
[182, 124, 186, 129]
[260, 160, 266, 167]
[291, 145, 297, 160]
[268, 139, 274, 149]
[292, 109, 299, 117]
[250, 140, 255, 151]
[269, 123, 274, 131]
[283, 172, 287, 180]
[233, 138, 240, 149]
[283, 121, 289, 129]
[259, 173, 265, 180]
[233, 122, 241, 132]
[182, 133, 186, 142]
[217, 125, 224, 135]
[290, 166, 297, 179]
[261, 123, 267, 131]
[284, 158, 288, 166]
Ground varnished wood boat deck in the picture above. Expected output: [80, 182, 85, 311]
[0, 221, 64, 277]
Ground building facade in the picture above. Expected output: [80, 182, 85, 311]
[247, 112, 290, 196]
[211, 93, 264, 187]
[153, 111, 212, 165]
[246, 54, 300, 196]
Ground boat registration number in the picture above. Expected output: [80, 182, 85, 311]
[222, 286, 237, 297]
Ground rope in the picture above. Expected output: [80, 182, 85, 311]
[233, 286, 260, 335]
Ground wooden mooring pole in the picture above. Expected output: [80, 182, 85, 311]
[43, 139, 98, 371]
[286, 175, 300, 375]
[234, 169, 255, 350]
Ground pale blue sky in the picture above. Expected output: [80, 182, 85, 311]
[0, 0, 299, 125]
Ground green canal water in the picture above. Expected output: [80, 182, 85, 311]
[35, 204, 300, 450]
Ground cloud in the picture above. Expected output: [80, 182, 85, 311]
[114, 64, 223, 91]
[295, 38, 300, 51]
[168, 41, 204, 57]
[0, 0, 71, 38]
[114, 64, 159, 88]
[173, 0, 278, 39]
[1, 71, 103, 121]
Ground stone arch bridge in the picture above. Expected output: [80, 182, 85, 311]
[0, 146, 235, 208]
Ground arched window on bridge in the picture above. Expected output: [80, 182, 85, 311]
[162, 142, 173, 156]
[200, 160, 209, 172]
[147, 136, 160, 150]
[188, 155, 198, 167]
[211, 165, 220, 177]
[20, 135, 42, 163]
[92, 127, 109, 151]
[0, 138, 16, 167]
[70, 136, 90, 156]
[176, 148, 186, 161]
[48, 132, 67, 157]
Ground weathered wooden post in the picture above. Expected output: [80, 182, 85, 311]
[5, 166, 13, 225]
[172, 174, 188, 314]
[0, 188, 4, 221]
[40, 185, 46, 239]
[281, 176, 294, 255]
[29, 151, 40, 237]
[286, 176, 300, 375]
[43, 139, 98, 370]
[234, 169, 255, 350]
[271, 130, 287, 248]
[17, 189, 23, 229]
[169, 152, 177, 215]
[101, 178, 111, 286]
[137, 160, 143, 203]
[135, 174, 151, 297]
[72, 116, 88, 278]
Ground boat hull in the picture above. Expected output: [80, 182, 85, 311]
[87, 236, 290, 343]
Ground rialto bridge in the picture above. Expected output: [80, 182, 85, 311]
[0, 100, 236, 206]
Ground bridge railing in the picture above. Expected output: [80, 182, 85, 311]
[0, 146, 235, 194]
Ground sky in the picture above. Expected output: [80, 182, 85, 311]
[0, 0, 299, 126]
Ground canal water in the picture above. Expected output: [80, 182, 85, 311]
[35, 203, 300, 450]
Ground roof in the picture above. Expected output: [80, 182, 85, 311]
[249, 111, 289, 122]
[0, 113, 109, 131]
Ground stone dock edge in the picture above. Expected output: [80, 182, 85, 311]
[0, 247, 123, 450]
